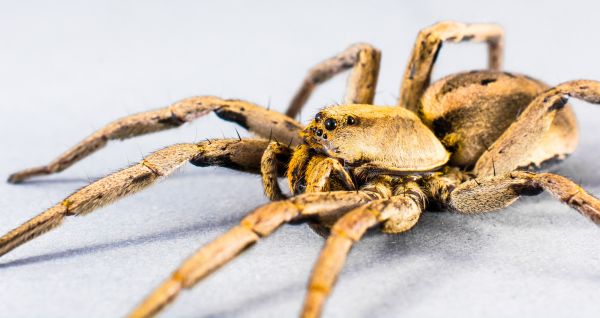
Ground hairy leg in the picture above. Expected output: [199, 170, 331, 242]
[301, 183, 425, 318]
[305, 157, 355, 193]
[8, 97, 301, 183]
[447, 171, 600, 225]
[261, 141, 293, 200]
[475, 80, 600, 176]
[399, 21, 504, 112]
[127, 190, 384, 318]
[421, 168, 470, 210]
[286, 43, 381, 118]
[283, 145, 355, 236]
[301, 156, 358, 236]
[0, 139, 277, 258]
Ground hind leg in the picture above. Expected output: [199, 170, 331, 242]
[475, 80, 600, 177]
[447, 171, 600, 225]
[286, 43, 381, 118]
[399, 21, 504, 112]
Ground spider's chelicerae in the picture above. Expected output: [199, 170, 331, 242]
[3, 21, 600, 318]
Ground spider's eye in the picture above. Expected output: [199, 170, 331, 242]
[295, 178, 307, 194]
[315, 113, 323, 122]
[347, 116, 356, 125]
[324, 118, 337, 131]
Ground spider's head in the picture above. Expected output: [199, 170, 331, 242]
[301, 105, 360, 158]
[302, 104, 449, 171]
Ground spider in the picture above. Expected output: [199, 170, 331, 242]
[2, 21, 600, 318]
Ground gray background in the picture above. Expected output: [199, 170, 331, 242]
[1, 1, 600, 317]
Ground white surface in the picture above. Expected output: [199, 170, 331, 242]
[1, 1, 600, 317]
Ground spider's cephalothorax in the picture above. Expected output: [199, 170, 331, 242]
[3, 21, 600, 318]
[287, 105, 449, 193]
[304, 105, 448, 173]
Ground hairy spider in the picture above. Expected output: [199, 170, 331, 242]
[3, 21, 600, 318]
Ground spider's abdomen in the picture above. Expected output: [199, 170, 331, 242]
[420, 70, 578, 168]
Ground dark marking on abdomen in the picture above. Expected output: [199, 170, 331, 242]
[438, 71, 503, 96]
[432, 117, 452, 138]
[480, 78, 497, 86]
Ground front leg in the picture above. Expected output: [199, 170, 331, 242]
[302, 185, 425, 318]
[261, 141, 293, 201]
[260, 142, 353, 202]
[399, 21, 504, 112]
[0, 139, 282, 258]
[305, 157, 355, 193]
[8, 97, 302, 183]
[128, 190, 383, 318]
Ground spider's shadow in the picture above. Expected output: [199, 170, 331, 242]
[10, 170, 196, 186]
[3, 164, 600, 316]
[10, 177, 91, 186]
[0, 216, 239, 269]
[0, 169, 261, 269]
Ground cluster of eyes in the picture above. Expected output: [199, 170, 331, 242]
[313, 113, 357, 139]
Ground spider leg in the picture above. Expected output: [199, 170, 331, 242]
[305, 157, 355, 193]
[475, 80, 600, 176]
[8, 97, 301, 183]
[282, 143, 356, 201]
[282, 146, 358, 236]
[286, 43, 381, 118]
[261, 141, 293, 200]
[399, 21, 504, 112]
[447, 171, 600, 225]
[302, 156, 357, 236]
[0, 139, 280, 258]
[127, 190, 384, 318]
[302, 188, 424, 318]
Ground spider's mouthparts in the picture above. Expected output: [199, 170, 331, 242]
[301, 133, 330, 151]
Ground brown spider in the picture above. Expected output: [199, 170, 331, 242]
[2, 21, 600, 318]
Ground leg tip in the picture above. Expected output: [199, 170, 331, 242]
[7, 173, 24, 184]
[7, 166, 50, 184]
[128, 279, 182, 318]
